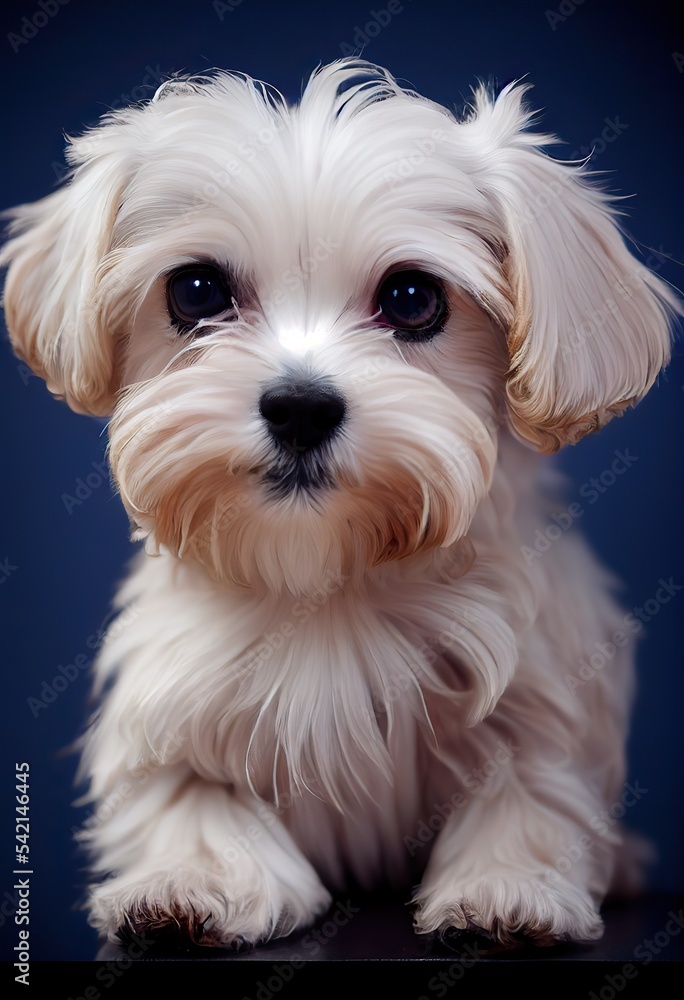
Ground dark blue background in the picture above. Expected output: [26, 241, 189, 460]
[0, 0, 681, 962]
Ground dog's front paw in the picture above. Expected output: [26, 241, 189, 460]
[89, 864, 331, 949]
[413, 874, 603, 948]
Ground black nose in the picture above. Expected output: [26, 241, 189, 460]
[259, 380, 346, 453]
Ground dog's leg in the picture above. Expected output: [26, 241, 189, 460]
[83, 761, 331, 947]
[412, 765, 610, 947]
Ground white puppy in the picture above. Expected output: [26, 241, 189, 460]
[1, 59, 677, 950]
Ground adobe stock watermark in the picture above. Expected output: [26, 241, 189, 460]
[0, 557, 18, 584]
[60, 400, 176, 514]
[545, 0, 587, 31]
[588, 907, 684, 999]
[195, 491, 251, 551]
[74, 730, 188, 839]
[372, 603, 483, 717]
[213, 0, 244, 18]
[382, 129, 447, 189]
[61, 459, 110, 514]
[403, 739, 521, 857]
[16, 362, 41, 386]
[347, 354, 392, 393]
[571, 115, 629, 159]
[558, 244, 667, 363]
[7, 0, 70, 54]
[521, 448, 638, 565]
[244, 569, 348, 676]
[417, 941, 485, 998]
[241, 899, 361, 1000]
[108, 63, 167, 112]
[520, 116, 629, 229]
[186, 116, 288, 216]
[210, 790, 302, 876]
[63, 928, 155, 998]
[263, 235, 341, 312]
[564, 577, 681, 695]
[50, 64, 168, 182]
[543, 780, 648, 884]
[339, 0, 411, 56]
[26, 602, 142, 717]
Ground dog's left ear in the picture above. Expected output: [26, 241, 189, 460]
[464, 84, 679, 454]
[1, 124, 133, 416]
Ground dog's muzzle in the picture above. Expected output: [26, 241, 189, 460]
[259, 377, 346, 495]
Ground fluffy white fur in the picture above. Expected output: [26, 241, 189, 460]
[1, 60, 678, 949]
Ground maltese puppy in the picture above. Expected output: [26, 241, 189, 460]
[2, 59, 677, 950]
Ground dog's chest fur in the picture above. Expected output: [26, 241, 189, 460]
[87, 436, 625, 887]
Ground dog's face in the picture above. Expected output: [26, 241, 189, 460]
[1, 61, 675, 594]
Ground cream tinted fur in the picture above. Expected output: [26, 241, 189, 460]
[1, 60, 677, 946]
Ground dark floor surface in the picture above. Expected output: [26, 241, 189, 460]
[93, 891, 684, 962]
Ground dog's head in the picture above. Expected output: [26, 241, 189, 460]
[2, 60, 676, 594]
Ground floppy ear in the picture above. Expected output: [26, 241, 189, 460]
[467, 84, 679, 454]
[1, 126, 132, 416]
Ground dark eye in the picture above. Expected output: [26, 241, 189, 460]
[376, 269, 448, 341]
[166, 265, 233, 332]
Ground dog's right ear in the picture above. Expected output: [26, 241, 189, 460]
[460, 83, 680, 454]
[1, 124, 134, 416]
